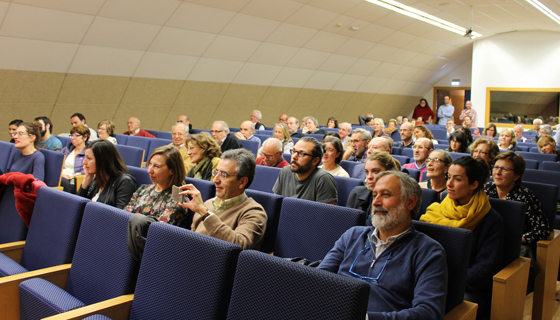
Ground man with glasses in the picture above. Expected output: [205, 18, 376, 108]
[257, 138, 289, 168]
[170, 122, 194, 172]
[393, 122, 414, 148]
[342, 128, 372, 162]
[273, 137, 338, 204]
[403, 138, 433, 176]
[211, 120, 242, 153]
[124, 116, 155, 138]
[278, 113, 288, 124]
[179, 148, 267, 250]
[367, 137, 393, 157]
[319, 171, 447, 319]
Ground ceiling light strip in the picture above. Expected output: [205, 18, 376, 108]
[365, 0, 482, 38]
[525, 0, 560, 24]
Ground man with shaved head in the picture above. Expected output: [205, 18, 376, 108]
[177, 114, 194, 134]
[278, 113, 288, 124]
[367, 137, 393, 157]
[124, 117, 155, 138]
[235, 121, 261, 146]
[402, 138, 433, 176]
[257, 138, 289, 168]
[393, 122, 414, 148]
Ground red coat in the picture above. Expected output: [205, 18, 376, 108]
[124, 129, 155, 138]
[0, 172, 47, 227]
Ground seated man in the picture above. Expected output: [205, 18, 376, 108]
[462, 116, 480, 135]
[302, 116, 327, 135]
[211, 120, 242, 152]
[402, 138, 433, 176]
[319, 171, 447, 319]
[124, 117, 156, 138]
[287, 117, 304, 138]
[71, 112, 98, 140]
[235, 121, 262, 146]
[177, 114, 195, 134]
[278, 113, 288, 124]
[367, 136, 392, 157]
[513, 124, 527, 143]
[34, 116, 63, 151]
[343, 128, 372, 162]
[257, 138, 289, 168]
[393, 122, 415, 148]
[250, 110, 266, 130]
[338, 122, 352, 149]
[170, 122, 194, 173]
[273, 136, 338, 204]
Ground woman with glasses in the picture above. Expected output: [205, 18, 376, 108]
[8, 119, 23, 143]
[60, 125, 90, 193]
[470, 138, 500, 166]
[6, 121, 45, 181]
[421, 156, 503, 319]
[126, 145, 191, 262]
[482, 123, 498, 138]
[319, 136, 349, 177]
[537, 136, 560, 161]
[447, 130, 468, 153]
[97, 119, 117, 144]
[498, 128, 521, 151]
[186, 132, 222, 181]
[346, 152, 401, 224]
[419, 150, 452, 200]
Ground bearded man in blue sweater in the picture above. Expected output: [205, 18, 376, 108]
[319, 171, 448, 319]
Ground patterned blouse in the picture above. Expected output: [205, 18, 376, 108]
[484, 182, 551, 246]
[124, 184, 190, 229]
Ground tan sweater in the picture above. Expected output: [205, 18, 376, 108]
[191, 197, 267, 250]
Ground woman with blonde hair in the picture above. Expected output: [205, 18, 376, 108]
[537, 135, 560, 161]
[384, 119, 398, 134]
[97, 119, 117, 144]
[371, 118, 390, 138]
[186, 132, 222, 181]
[498, 128, 521, 151]
[273, 123, 294, 154]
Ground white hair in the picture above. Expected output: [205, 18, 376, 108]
[252, 110, 262, 120]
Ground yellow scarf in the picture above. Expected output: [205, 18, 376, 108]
[420, 189, 491, 231]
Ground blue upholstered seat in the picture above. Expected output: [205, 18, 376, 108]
[184, 177, 216, 200]
[333, 176, 362, 207]
[245, 189, 283, 253]
[126, 166, 151, 186]
[0, 185, 28, 244]
[42, 149, 65, 187]
[250, 165, 281, 193]
[115, 144, 144, 167]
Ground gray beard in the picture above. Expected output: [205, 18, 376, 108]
[371, 202, 409, 231]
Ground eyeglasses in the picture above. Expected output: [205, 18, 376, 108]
[13, 131, 29, 137]
[290, 149, 313, 158]
[472, 150, 489, 156]
[261, 152, 279, 160]
[70, 134, 82, 139]
[399, 129, 411, 132]
[323, 147, 336, 153]
[350, 139, 366, 144]
[212, 169, 237, 179]
[493, 165, 514, 173]
[425, 158, 445, 164]
[349, 247, 392, 282]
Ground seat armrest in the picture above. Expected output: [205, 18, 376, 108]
[532, 230, 560, 320]
[0, 241, 25, 263]
[444, 301, 478, 320]
[43, 294, 134, 320]
[75, 175, 85, 193]
[0, 264, 71, 320]
[491, 256, 530, 319]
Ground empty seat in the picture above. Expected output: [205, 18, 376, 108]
[42, 149, 65, 187]
[339, 160, 363, 177]
[0, 141, 14, 173]
[523, 169, 560, 201]
[0, 185, 28, 244]
[333, 176, 362, 207]
[521, 181, 558, 229]
[145, 138, 172, 163]
[419, 188, 438, 217]
[125, 136, 151, 161]
[250, 165, 281, 193]
[245, 189, 283, 253]
[239, 139, 259, 157]
[392, 155, 409, 166]
[516, 151, 557, 165]
[113, 134, 129, 145]
[403, 167, 419, 181]
[540, 161, 560, 172]
[115, 144, 144, 168]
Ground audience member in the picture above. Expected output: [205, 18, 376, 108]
[235, 121, 261, 145]
[347, 152, 401, 221]
[455, 126, 474, 145]
[358, 113, 374, 126]
[482, 123, 497, 138]
[287, 117, 304, 138]
[412, 98, 435, 123]
[343, 128, 372, 162]
[447, 130, 468, 153]
[338, 122, 352, 149]
[186, 132, 221, 181]
[437, 95, 454, 125]
[126, 145, 190, 262]
[302, 116, 327, 135]
[326, 117, 338, 128]
[320, 171, 447, 319]
[319, 136, 349, 177]
[177, 114, 194, 134]
[171, 122, 194, 172]
[414, 124, 438, 145]
[459, 100, 477, 123]
[34, 116, 63, 151]
[211, 120, 242, 152]
[462, 115, 480, 135]
[394, 122, 414, 148]
[402, 116, 409, 123]
[8, 119, 23, 143]
[250, 110, 265, 130]
[97, 120, 117, 144]
[77, 139, 137, 209]
[273, 136, 337, 204]
[179, 149, 267, 250]
[71, 113, 98, 140]
[384, 119, 398, 134]
[446, 119, 455, 137]
[60, 125, 90, 193]
[367, 137, 392, 157]
[257, 138, 289, 168]
[403, 138, 433, 176]
[323, 132, 340, 140]
[498, 128, 521, 151]
[530, 118, 543, 132]
[533, 124, 552, 143]
[371, 118, 390, 138]
[6, 121, 45, 181]
[124, 117, 156, 138]
[396, 116, 403, 125]
[470, 138, 499, 166]
[538, 136, 560, 161]
[513, 124, 527, 143]
[419, 149, 452, 200]
[422, 156, 502, 319]
[416, 116, 425, 125]
[278, 113, 288, 124]
[272, 123, 294, 153]
[364, 117, 374, 129]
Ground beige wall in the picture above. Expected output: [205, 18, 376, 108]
[0, 69, 421, 142]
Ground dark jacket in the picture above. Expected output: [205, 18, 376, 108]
[78, 174, 137, 209]
[346, 186, 373, 225]
[291, 132, 304, 138]
[221, 133, 242, 153]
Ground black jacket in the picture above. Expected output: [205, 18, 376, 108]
[78, 174, 137, 209]
[346, 185, 373, 225]
[221, 133, 242, 153]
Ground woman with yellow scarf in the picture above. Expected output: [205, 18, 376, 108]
[421, 156, 503, 320]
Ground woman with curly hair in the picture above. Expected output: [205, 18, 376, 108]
[186, 132, 222, 181]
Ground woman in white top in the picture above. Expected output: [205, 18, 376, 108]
[61, 125, 90, 193]
[319, 136, 349, 177]
[97, 119, 118, 145]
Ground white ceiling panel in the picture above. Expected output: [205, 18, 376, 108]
[233, 62, 283, 85]
[248, 42, 299, 66]
[13, 0, 104, 15]
[303, 30, 349, 52]
[134, 52, 198, 80]
[0, 36, 78, 72]
[307, 0, 362, 14]
[357, 77, 388, 93]
[332, 74, 367, 92]
[148, 27, 216, 57]
[271, 67, 315, 87]
[321, 14, 356, 34]
[375, 12, 415, 30]
[363, 44, 398, 61]
[336, 37, 375, 58]
[405, 53, 436, 68]
[378, 79, 407, 94]
[182, 0, 252, 12]
[166, 2, 236, 34]
[187, 58, 244, 83]
[286, 48, 331, 69]
[304, 70, 342, 90]
[372, 62, 402, 78]
[391, 65, 421, 81]
[83, 17, 160, 51]
[344, 2, 391, 22]
[385, 49, 417, 65]
[0, 4, 93, 43]
[203, 35, 262, 62]
[69, 45, 144, 77]
[98, 0, 179, 25]
[352, 23, 395, 43]
[318, 54, 358, 73]
[240, 0, 304, 21]
[337, 19, 371, 37]
[379, 30, 416, 48]
[401, 37, 437, 53]
[220, 13, 281, 41]
[346, 59, 381, 76]
[285, 5, 339, 29]
[265, 23, 317, 47]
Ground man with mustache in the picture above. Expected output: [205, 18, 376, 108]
[272, 136, 338, 205]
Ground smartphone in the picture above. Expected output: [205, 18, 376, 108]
[172, 185, 184, 203]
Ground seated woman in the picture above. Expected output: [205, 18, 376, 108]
[470, 138, 500, 166]
[77, 139, 137, 209]
[419, 149, 451, 201]
[326, 117, 338, 129]
[6, 121, 45, 181]
[384, 119, 398, 134]
[319, 136, 349, 178]
[447, 130, 469, 153]
[346, 151, 400, 224]
[273, 123, 294, 154]
[371, 118, 390, 138]
[60, 125, 90, 193]
[126, 145, 191, 262]
[414, 124, 439, 145]
[421, 156, 503, 319]
[97, 119, 117, 144]
[8, 119, 23, 143]
[186, 132, 221, 181]
[455, 126, 474, 145]
[482, 123, 497, 139]
[537, 135, 560, 161]
[498, 128, 521, 151]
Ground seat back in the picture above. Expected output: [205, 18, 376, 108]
[393, 155, 409, 166]
[65, 202, 139, 305]
[20, 188, 90, 271]
[113, 133, 129, 145]
[127, 166, 152, 186]
[520, 181, 557, 230]
[351, 163, 366, 180]
[402, 148, 413, 158]
[42, 149, 65, 187]
[155, 131, 172, 140]
[391, 146, 402, 155]
[146, 138, 172, 161]
[129, 224, 241, 320]
[56, 135, 71, 148]
[0, 185, 28, 244]
[488, 198, 525, 268]
[522, 169, 560, 201]
[524, 159, 539, 169]
[431, 129, 447, 140]
[333, 176, 362, 207]
[239, 139, 259, 157]
[404, 167, 419, 181]
[115, 144, 144, 167]
[251, 165, 281, 193]
[0, 140, 14, 173]
[413, 220, 473, 313]
[226, 250, 370, 320]
[274, 197, 365, 261]
[185, 177, 216, 200]
[419, 188, 438, 217]
[516, 151, 557, 165]
[541, 161, 560, 172]
[245, 189, 283, 253]
[126, 136, 151, 161]
[449, 152, 469, 160]
[339, 160, 363, 177]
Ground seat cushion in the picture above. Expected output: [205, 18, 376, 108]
[19, 278, 86, 320]
[0, 252, 28, 277]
